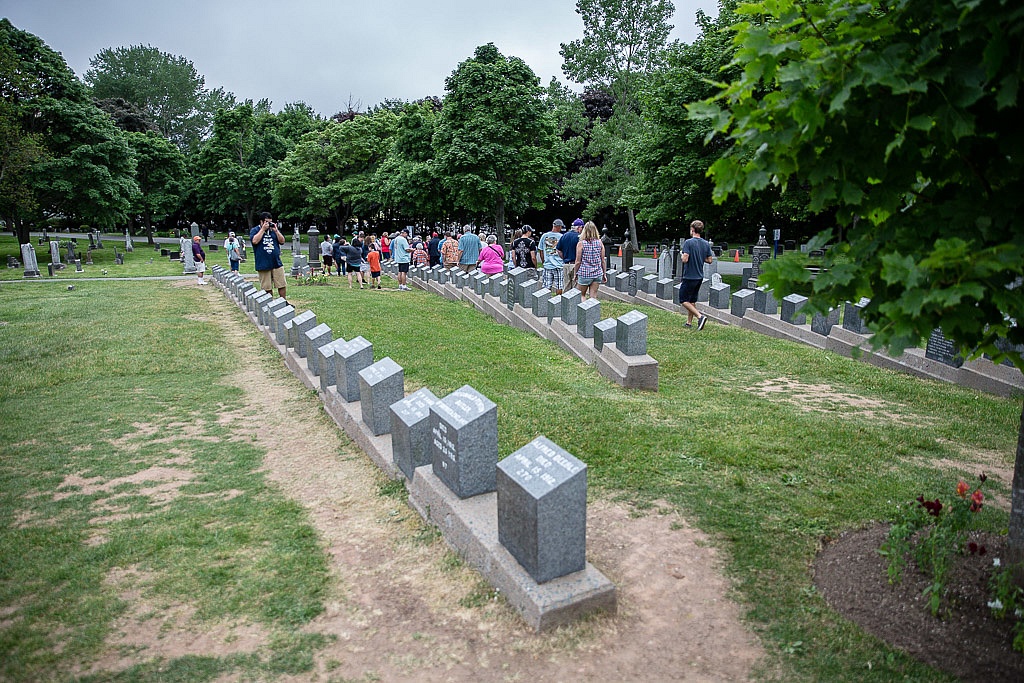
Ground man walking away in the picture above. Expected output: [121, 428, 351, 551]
[679, 219, 714, 330]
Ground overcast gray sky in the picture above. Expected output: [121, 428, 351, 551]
[3, 0, 718, 116]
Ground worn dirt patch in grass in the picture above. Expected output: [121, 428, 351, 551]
[747, 377, 931, 425]
[65, 285, 767, 681]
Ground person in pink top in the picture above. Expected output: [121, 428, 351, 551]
[478, 234, 505, 275]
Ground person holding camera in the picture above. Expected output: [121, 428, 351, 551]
[249, 211, 286, 299]
[224, 232, 242, 272]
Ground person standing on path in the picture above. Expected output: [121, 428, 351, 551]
[558, 218, 583, 290]
[537, 219, 565, 294]
[573, 221, 605, 300]
[320, 234, 334, 275]
[192, 236, 207, 285]
[224, 232, 242, 272]
[679, 219, 714, 330]
[511, 225, 537, 269]
[478, 235, 505, 275]
[250, 211, 287, 299]
[456, 225, 481, 273]
[440, 231, 459, 269]
[391, 228, 412, 290]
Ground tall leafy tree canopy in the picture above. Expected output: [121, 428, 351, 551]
[85, 44, 224, 152]
[433, 43, 559, 229]
[692, 0, 1024, 557]
[1, 19, 136, 238]
[560, 0, 675, 246]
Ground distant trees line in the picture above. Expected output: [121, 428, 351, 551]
[0, 2, 829, 249]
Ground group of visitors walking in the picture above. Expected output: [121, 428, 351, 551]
[242, 212, 716, 332]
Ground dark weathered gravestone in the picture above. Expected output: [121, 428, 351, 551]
[390, 388, 440, 480]
[593, 318, 617, 351]
[842, 298, 871, 335]
[811, 308, 840, 336]
[358, 357, 404, 436]
[925, 328, 964, 367]
[731, 289, 756, 318]
[334, 336, 374, 402]
[577, 298, 601, 338]
[616, 310, 648, 356]
[628, 265, 645, 296]
[430, 385, 498, 499]
[304, 324, 333, 376]
[560, 288, 581, 325]
[496, 436, 587, 584]
[780, 293, 808, 325]
[749, 227, 771, 285]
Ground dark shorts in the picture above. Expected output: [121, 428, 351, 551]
[397, 262, 410, 273]
[371, 270, 381, 278]
[679, 278, 702, 304]
[346, 264, 360, 273]
[322, 255, 333, 266]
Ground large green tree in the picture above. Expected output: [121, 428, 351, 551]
[85, 45, 229, 153]
[633, 1, 818, 241]
[374, 101, 452, 225]
[693, 0, 1024, 557]
[433, 43, 559, 230]
[124, 130, 186, 243]
[560, 0, 675, 247]
[273, 109, 397, 229]
[1, 20, 137, 240]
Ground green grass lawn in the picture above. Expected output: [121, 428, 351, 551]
[1, 275, 1020, 680]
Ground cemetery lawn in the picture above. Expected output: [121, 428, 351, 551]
[0, 276, 1020, 680]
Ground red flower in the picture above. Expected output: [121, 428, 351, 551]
[971, 490, 984, 507]
[956, 480, 970, 498]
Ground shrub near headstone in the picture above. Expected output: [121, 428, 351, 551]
[496, 436, 587, 584]
[430, 385, 498, 499]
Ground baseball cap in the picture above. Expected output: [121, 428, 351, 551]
[193, 236, 201, 242]
[333, 234, 340, 239]
[572, 218, 585, 227]
[553, 219, 564, 227]
[521, 224, 533, 233]
[400, 228, 409, 234]
[228, 231, 235, 237]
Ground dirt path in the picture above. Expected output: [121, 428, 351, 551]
[118, 284, 766, 680]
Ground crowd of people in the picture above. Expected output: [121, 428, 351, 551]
[241, 214, 717, 332]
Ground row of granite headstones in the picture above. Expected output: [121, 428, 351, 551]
[15, 239, 129, 278]
[384, 262, 652, 356]
[211, 265, 589, 585]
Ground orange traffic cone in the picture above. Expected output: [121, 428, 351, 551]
[618, 246, 622, 257]
[733, 250, 740, 263]
[653, 247, 658, 258]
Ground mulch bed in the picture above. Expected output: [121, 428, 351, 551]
[814, 524, 1024, 681]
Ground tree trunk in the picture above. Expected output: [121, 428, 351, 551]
[1007, 399, 1024, 576]
[626, 207, 639, 251]
[495, 197, 506, 236]
[14, 216, 29, 245]
[144, 211, 155, 245]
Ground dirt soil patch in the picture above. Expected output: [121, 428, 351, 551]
[815, 525, 1024, 682]
[71, 285, 767, 681]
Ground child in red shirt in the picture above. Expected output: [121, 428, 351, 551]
[366, 249, 382, 289]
